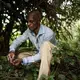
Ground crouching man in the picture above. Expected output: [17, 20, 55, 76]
[7, 9, 56, 80]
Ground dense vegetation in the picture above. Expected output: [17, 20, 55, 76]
[0, 0, 80, 80]
[0, 25, 80, 80]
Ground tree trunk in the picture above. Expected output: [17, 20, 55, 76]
[0, 17, 14, 56]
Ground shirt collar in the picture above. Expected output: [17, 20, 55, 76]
[37, 24, 45, 36]
[29, 24, 45, 37]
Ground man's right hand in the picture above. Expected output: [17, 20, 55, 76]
[7, 52, 15, 64]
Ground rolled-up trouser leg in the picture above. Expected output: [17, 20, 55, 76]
[37, 41, 55, 80]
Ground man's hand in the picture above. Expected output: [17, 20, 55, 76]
[7, 52, 15, 64]
[12, 59, 22, 66]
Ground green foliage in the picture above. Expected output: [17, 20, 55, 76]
[1, 37, 80, 80]
[0, 56, 39, 80]
[50, 28, 80, 80]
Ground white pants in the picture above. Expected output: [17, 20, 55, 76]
[18, 41, 55, 80]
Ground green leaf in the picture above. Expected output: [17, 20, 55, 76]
[58, 74, 66, 80]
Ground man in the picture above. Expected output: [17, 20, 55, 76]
[8, 9, 56, 80]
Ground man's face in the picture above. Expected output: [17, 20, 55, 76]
[27, 14, 39, 31]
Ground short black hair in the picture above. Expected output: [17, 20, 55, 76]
[27, 9, 42, 21]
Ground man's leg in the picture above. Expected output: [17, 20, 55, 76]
[18, 51, 34, 59]
[38, 41, 56, 80]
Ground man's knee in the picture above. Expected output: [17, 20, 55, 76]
[41, 41, 51, 48]
[18, 52, 29, 59]
[18, 52, 34, 59]
[18, 53, 24, 59]
[41, 41, 55, 50]
[43, 41, 50, 45]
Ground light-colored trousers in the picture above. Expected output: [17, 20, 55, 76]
[18, 41, 55, 80]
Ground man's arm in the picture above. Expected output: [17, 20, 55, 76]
[8, 30, 28, 64]
[22, 53, 40, 65]
[10, 30, 28, 52]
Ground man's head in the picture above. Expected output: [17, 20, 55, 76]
[27, 10, 42, 32]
